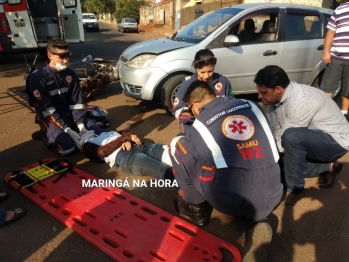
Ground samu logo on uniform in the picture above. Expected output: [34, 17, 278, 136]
[222, 115, 255, 141]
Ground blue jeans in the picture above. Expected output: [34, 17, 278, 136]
[281, 128, 348, 194]
[115, 143, 173, 180]
[0, 208, 6, 226]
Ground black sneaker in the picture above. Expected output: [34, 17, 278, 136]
[173, 196, 212, 226]
[32, 130, 49, 147]
[242, 221, 273, 262]
[345, 114, 349, 122]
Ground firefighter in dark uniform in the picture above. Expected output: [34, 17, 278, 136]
[29, 37, 102, 155]
[171, 49, 234, 133]
[169, 80, 283, 262]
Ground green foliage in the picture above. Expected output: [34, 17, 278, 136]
[82, 0, 116, 14]
[115, 0, 146, 23]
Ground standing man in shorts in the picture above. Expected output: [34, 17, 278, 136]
[320, 1, 349, 120]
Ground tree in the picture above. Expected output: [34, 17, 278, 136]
[82, 0, 116, 14]
[115, 0, 147, 23]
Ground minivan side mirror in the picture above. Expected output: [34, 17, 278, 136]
[223, 35, 240, 47]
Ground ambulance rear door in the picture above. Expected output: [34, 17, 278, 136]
[2, 0, 38, 49]
[59, 0, 84, 43]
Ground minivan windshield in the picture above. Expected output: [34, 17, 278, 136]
[83, 15, 96, 19]
[172, 8, 242, 43]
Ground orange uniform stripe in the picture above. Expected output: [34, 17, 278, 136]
[177, 140, 187, 154]
[48, 115, 64, 129]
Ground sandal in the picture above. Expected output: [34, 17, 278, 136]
[2, 208, 26, 226]
[0, 192, 9, 203]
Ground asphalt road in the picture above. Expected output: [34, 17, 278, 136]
[0, 21, 348, 262]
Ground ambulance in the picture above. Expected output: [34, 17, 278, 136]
[0, 0, 84, 60]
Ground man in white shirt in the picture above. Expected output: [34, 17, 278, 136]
[255, 65, 349, 206]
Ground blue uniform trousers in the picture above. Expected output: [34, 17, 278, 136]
[42, 115, 103, 154]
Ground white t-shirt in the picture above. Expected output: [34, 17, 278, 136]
[89, 131, 122, 168]
[88, 131, 173, 168]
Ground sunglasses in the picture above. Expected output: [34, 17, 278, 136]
[188, 103, 194, 113]
[194, 57, 217, 68]
[187, 101, 200, 113]
[50, 52, 71, 59]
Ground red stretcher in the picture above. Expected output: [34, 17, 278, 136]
[5, 158, 241, 262]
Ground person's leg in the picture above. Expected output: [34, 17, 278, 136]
[170, 137, 207, 204]
[342, 95, 349, 113]
[116, 146, 173, 180]
[46, 123, 76, 155]
[0, 208, 6, 226]
[320, 58, 344, 98]
[281, 128, 347, 194]
[169, 137, 212, 226]
[242, 219, 273, 262]
[341, 60, 349, 113]
[141, 143, 172, 166]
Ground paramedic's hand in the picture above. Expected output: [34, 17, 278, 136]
[121, 141, 132, 151]
[65, 127, 80, 144]
[131, 134, 142, 146]
[77, 123, 88, 136]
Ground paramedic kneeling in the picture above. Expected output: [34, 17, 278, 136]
[169, 80, 283, 262]
[28, 37, 102, 155]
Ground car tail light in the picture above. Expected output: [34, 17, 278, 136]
[0, 13, 9, 33]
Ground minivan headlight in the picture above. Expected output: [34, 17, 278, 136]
[127, 54, 156, 69]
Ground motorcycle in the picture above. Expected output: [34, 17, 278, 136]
[67, 55, 116, 100]
[23, 54, 116, 101]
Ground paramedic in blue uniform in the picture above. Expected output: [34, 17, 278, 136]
[29, 37, 102, 155]
[170, 80, 283, 261]
[171, 49, 235, 133]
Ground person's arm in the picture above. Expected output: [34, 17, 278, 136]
[322, 29, 335, 65]
[67, 71, 87, 132]
[277, 100, 318, 152]
[323, 11, 337, 65]
[269, 105, 283, 152]
[172, 77, 194, 119]
[120, 134, 142, 151]
[29, 70, 69, 129]
[220, 75, 235, 98]
[81, 131, 133, 159]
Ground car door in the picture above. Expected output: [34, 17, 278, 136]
[2, 0, 38, 48]
[119, 18, 124, 29]
[279, 8, 324, 84]
[211, 8, 282, 94]
[59, 0, 84, 43]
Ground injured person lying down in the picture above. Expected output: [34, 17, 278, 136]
[72, 130, 174, 180]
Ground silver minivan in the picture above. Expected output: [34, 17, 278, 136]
[116, 3, 335, 112]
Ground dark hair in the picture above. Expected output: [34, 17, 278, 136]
[192, 49, 217, 69]
[254, 65, 290, 89]
[183, 80, 215, 104]
[46, 37, 69, 53]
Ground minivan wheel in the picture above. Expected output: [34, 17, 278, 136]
[161, 74, 188, 113]
[313, 70, 342, 98]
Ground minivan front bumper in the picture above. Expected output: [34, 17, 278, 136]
[118, 61, 167, 100]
